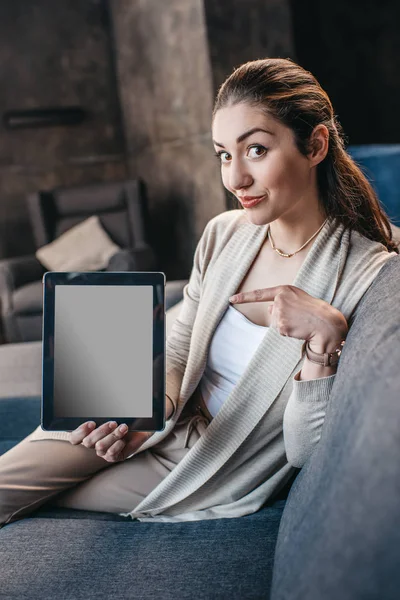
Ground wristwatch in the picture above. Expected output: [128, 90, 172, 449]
[302, 339, 345, 367]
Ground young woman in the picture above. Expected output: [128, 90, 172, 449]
[0, 58, 397, 526]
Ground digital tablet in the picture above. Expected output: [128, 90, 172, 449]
[41, 271, 165, 433]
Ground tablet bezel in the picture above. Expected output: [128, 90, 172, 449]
[41, 271, 165, 433]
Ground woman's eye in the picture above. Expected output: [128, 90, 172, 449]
[247, 145, 267, 159]
[215, 151, 231, 164]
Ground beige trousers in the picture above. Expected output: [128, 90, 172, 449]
[0, 398, 211, 528]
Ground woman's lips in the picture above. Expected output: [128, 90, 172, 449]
[238, 195, 266, 208]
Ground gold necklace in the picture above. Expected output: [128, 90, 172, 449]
[268, 218, 328, 258]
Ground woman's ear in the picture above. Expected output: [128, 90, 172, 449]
[308, 124, 329, 167]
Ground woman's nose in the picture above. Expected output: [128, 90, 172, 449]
[228, 159, 253, 192]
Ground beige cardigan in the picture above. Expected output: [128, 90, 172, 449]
[32, 211, 396, 522]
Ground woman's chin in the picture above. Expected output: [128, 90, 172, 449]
[244, 210, 271, 226]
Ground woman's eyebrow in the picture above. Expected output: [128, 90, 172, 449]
[213, 127, 275, 148]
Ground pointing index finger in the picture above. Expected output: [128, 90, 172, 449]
[229, 287, 280, 304]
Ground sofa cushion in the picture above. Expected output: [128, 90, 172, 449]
[0, 499, 285, 600]
[0, 396, 40, 451]
[0, 341, 42, 398]
[13, 314, 44, 343]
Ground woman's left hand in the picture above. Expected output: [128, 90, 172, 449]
[229, 285, 348, 351]
[71, 422, 153, 463]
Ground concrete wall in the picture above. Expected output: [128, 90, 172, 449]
[109, 0, 225, 278]
[0, 0, 127, 258]
[109, 0, 295, 276]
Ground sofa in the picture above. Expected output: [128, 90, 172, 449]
[0, 259, 400, 600]
[347, 144, 400, 226]
[0, 179, 155, 344]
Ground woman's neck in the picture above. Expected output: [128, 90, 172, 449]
[268, 209, 327, 257]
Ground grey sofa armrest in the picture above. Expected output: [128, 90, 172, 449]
[271, 256, 400, 600]
[106, 247, 156, 272]
[165, 280, 187, 310]
[0, 255, 45, 313]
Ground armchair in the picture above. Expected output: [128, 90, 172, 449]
[0, 179, 155, 344]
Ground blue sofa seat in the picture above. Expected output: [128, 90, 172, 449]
[0, 494, 285, 600]
[348, 144, 400, 225]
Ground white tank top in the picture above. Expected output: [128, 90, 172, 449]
[199, 305, 268, 417]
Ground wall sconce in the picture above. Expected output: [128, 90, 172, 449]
[2, 106, 87, 129]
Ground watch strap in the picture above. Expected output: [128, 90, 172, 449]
[302, 340, 345, 367]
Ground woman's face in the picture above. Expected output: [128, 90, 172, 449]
[212, 102, 319, 226]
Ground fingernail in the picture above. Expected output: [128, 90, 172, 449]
[119, 424, 128, 433]
[229, 295, 237, 303]
[87, 422, 95, 429]
[109, 421, 117, 429]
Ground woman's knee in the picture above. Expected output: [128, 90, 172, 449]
[0, 436, 109, 527]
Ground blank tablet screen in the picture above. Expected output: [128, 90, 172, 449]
[53, 285, 153, 418]
[42, 271, 165, 432]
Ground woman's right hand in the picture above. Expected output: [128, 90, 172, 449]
[70, 421, 153, 463]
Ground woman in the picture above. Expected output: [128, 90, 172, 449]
[0, 58, 397, 526]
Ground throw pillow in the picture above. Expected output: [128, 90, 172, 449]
[36, 215, 120, 271]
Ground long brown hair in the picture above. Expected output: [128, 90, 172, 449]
[213, 58, 399, 254]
